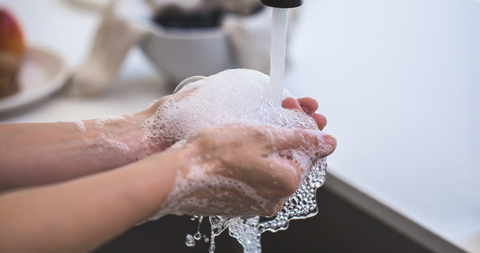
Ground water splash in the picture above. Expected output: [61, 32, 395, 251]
[208, 158, 327, 253]
[185, 234, 195, 247]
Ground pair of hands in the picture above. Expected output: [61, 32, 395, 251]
[141, 92, 336, 217]
[0, 87, 336, 253]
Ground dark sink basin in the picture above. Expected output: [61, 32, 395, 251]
[92, 174, 464, 253]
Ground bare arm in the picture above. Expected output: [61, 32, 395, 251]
[0, 123, 336, 253]
[0, 147, 182, 253]
[0, 97, 172, 190]
[0, 94, 326, 191]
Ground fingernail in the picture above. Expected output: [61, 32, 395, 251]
[323, 134, 337, 149]
[305, 130, 336, 147]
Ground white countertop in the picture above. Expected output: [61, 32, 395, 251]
[0, 0, 479, 252]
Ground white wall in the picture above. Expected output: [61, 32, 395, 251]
[285, 0, 480, 250]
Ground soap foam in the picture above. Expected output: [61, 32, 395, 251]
[104, 139, 130, 153]
[95, 132, 107, 141]
[140, 69, 318, 146]
[93, 132, 130, 154]
[93, 116, 126, 129]
[58, 119, 86, 132]
[140, 68, 327, 253]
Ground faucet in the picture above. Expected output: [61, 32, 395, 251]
[260, 0, 303, 8]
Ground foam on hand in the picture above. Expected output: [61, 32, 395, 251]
[93, 116, 127, 129]
[140, 69, 318, 145]
[142, 7, 324, 253]
[140, 68, 328, 253]
[58, 119, 86, 132]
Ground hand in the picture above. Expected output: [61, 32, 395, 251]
[156, 123, 336, 218]
[145, 91, 334, 217]
[139, 92, 329, 152]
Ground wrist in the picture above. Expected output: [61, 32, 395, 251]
[57, 102, 172, 169]
[118, 145, 194, 220]
[58, 97, 173, 174]
[79, 112, 152, 165]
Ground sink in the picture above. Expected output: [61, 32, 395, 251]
[92, 174, 464, 253]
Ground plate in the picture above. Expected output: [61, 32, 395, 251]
[0, 46, 69, 113]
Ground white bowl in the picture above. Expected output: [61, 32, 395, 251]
[140, 24, 236, 84]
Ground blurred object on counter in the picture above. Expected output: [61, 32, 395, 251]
[0, 8, 25, 98]
[68, 0, 299, 96]
[65, 0, 112, 10]
[145, 0, 261, 16]
[67, 0, 149, 96]
[152, 5, 225, 28]
[141, 2, 279, 85]
[0, 46, 69, 114]
[0, 8, 69, 114]
[204, 0, 261, 16]
[144, 0, 203, 14]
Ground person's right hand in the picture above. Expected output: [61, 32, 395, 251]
[157, 123, 336, 218]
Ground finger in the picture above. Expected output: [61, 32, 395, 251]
[297, 97, 318, 115]
[282, 97, 302, 111]
[312, 113, 327, 130]
[270, 128, 336, 159]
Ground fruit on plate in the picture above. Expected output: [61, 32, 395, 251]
[0, 8, 25, 98]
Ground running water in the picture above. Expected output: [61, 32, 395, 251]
[268, 8, 289, 105]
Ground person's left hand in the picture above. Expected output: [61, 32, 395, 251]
[138, 93, 329, 152]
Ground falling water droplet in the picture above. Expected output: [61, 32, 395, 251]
[194, 232, 202, 241]
[209, 242, 216, 253]
[185, 234, 195, 247]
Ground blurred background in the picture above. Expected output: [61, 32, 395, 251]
[0, 0, 479, 252]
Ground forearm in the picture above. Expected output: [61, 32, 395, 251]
[0, 148, 184, 253]
[0, 111, 164, 190]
